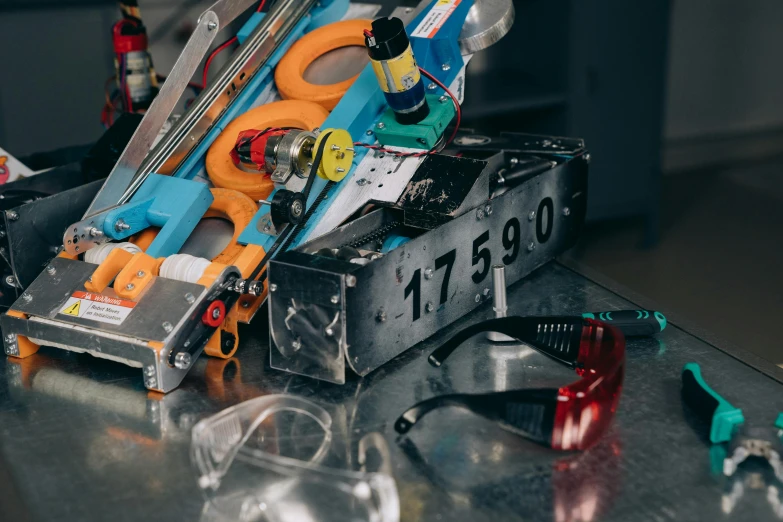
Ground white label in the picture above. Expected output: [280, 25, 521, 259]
[411, 0, 461, 39]
[0, 146, 36, 184]
[58, 291, 136, 326]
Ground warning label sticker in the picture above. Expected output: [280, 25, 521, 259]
[411, 0, 461, 39]
[58, 291, 136, 326]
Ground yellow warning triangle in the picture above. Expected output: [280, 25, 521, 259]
[62, 301, 81, 316]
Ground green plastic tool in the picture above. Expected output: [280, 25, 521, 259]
[582, 309, 667, 336]
[681, 362, 745, 444]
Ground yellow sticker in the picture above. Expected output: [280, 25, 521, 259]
[62, 300, 81, 316]
[370, 45, 421, 94]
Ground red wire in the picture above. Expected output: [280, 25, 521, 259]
[354, 66, 462, 158]
[201, 0, 268, 88]
[363, 29, 374, 38]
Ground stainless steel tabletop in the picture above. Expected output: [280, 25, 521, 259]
[1, 261, 782, 522]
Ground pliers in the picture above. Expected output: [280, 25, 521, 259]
[682, 363, 783, 493]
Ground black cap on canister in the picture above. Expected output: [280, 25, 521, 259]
[366, 17, 409, 60]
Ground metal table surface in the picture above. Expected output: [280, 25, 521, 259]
[1, 261, 782, 522]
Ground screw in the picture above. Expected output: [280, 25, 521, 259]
[5, 275, 15, 287]
[263, 221, 271, 233]
[207, 21, 217, 30]
[212, 307, 221, 320]
[425, 302, 434, 313]
[330, 295, 340, 304]
[241, 300, 250, 308]
[356, 178, 370, 186]
[377, 122, 386, 130]
[269, 284, 277, 292]
[427, 83, 437, 91]
[88, 227, 102, 237]
[174, 352, 192, 370]
[346, 275, 357, 287]
[476, 208, 485, 220]
[46, 266, 56, 275]
[424, 267, 434, 280]
[366, 130, 373, 136]
[376, 309, 387, 323]
[185, 293, 195, 304]
[21, 293, 31, 302]
[439, 95, 448, 103]
[162, 321, 173, 333]
[583, 153, 591, 163]
[475, 294, 481, 303]
[6, 211, 18, 221]
[441, 63, 451, 71]
[331, 145, 341, 151]
[114, 219, 131, 232]
[136, 270, 145, 278]
[510, 157, 519, 167]
[562, 207, 571, 217]
[528, 211, 536, 221]
[292, 339, 302, 350]
[484, 204, 493, 216]
[527, 242, 536, 252]
[126, 283, 135, 291]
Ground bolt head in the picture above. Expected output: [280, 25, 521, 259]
[476, 208, 485, 220]
[330, 295, 340, 304]
[376, 310, 387, 323]
[366, 129, 373, 136]
[424, 268, 434, 280]
[425, 302, 434, 313]
[484, 204, 493, 216]
[21, 293, 31, 302]
[269, 284, 278, 292]
[441, 63, 451, 71]
[377, 122, 386, 130]
[427, 83, 437, 91]
[46, 266, 56, 275]
[5, 275, 15, 286]
[475, 294, 482, 303]
[162, 321, 173, 333]
[174, 352, 192, 370]
[6, 210, 18, 221]
[528, 211, 536, 221]
[527, 242, 536, 252]
[144, 365, 156, 377]
[137, 270, 145, 278]
[185, 293, 195, 304]
[562, 207, 571, 217]
[212, 307, 221, 320]
[126, 283, 135, 291]
[345, 275, 357, 288]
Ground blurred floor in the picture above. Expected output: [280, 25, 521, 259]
[567, 156, 783, 365]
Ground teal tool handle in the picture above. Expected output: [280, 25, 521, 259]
[582, 310, 667, 336]
[681, 362, 744, 444]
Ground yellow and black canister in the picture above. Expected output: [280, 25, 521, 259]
[365, 17, 430, 125]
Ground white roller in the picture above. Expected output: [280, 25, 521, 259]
[83, 242, 142, 265]
[160, 254, 211, 283]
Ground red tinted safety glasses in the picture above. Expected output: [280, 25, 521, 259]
[394, 317, 626, 451]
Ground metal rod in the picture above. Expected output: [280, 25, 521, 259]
[488, 264, 514, 342]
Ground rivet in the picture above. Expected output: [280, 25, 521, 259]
[144, 365, 155, 377]
[46, 266, 56, 275]
[185, 293, 195, 304]
[527, 242, 536, 252]
[137, 270, 145, 278]
[424, 268, 434, 280]
[269, 284, 278, 292]
[528, 211, 536, 221]
[162, 321, 173, 333]
[346, 275, 357, 287]
[330, 295, 340, 304]
[441, 63, 451, 71]
[427, 83, 437, 91]
[376, 122, 386, 130]
[425, 302, 434, 313]
[126, 283, 135, 290]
